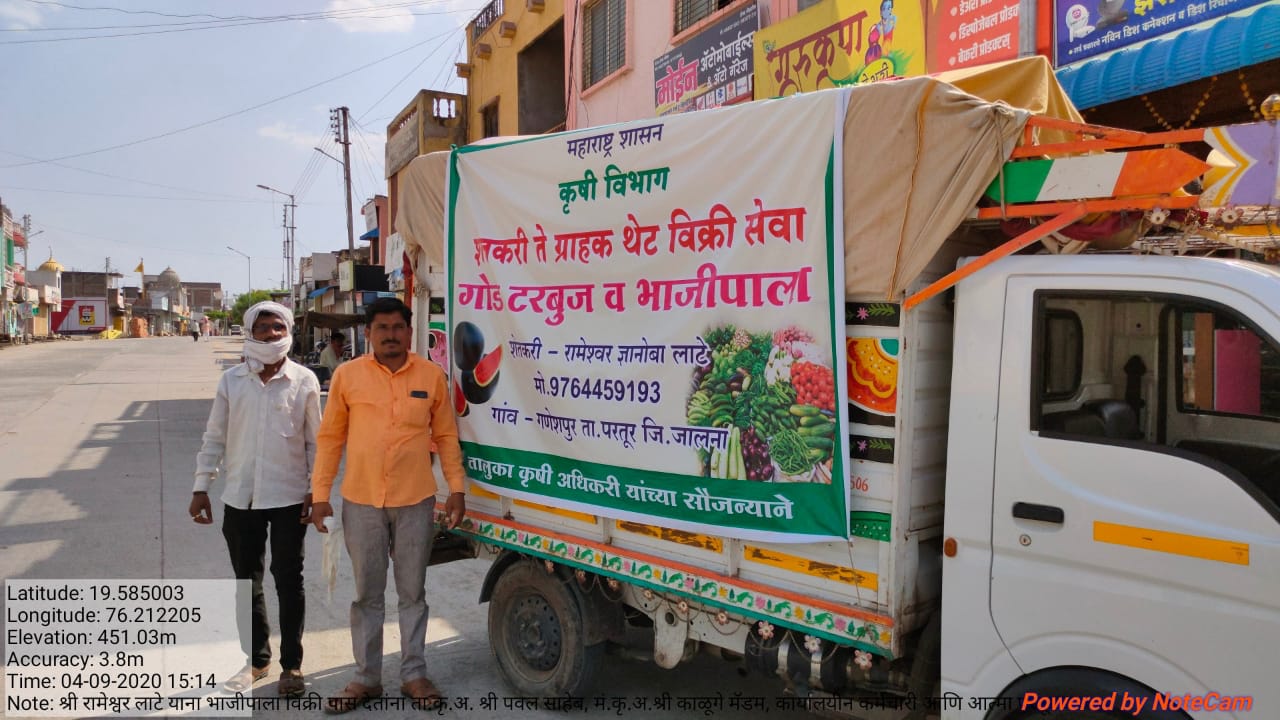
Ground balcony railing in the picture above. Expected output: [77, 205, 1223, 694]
[471, 0, 503, 41]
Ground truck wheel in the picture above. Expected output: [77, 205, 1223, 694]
[488, 561, 603, 696]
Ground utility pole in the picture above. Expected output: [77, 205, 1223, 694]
[21, 214, 31, 341]
[104, 257, 112, 328]
[256, 183, 296, 309]
[20, 214, 29, 276]
[286, 196, 296, 308]
[332, 106, 355, 253]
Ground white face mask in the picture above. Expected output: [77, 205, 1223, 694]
[243, 336, 291, 373]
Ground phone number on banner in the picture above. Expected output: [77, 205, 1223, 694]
[533, 373, 662, 404]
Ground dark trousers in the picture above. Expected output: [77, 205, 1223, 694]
[222, 503, 307, 671]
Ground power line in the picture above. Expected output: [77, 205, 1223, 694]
[0, 28, 459, 169]
[31, 220, 242, 257]
[356, 36, 458, 125]
[294, 136, 337, 202]
[350, 120, 384, 195]
[2, 1, 477, 42]
[0, 148, 262, 201]
[19, 0, 256, 21]
[0, 184, 280, 203]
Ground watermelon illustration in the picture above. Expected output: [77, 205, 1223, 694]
[453, 321, 485, 372]
[473, 345, 502, 388]
[459, 370, 498, 404]
[453, 378, 470, 417]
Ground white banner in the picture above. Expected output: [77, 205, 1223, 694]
[448, 90, 850, 541]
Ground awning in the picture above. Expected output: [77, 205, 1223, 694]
[302, 311, 365, 330]
[308, 286, 332, 299]
[359, 227, 379, 241]
[1057, 3, 1280, 110]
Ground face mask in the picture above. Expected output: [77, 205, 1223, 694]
[243, 336, 292, 373]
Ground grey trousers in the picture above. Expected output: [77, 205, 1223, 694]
[341, 497, 436, 686]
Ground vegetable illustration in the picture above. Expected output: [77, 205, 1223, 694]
[473, 345, 503, 387]
[452, 378, 469, 417]
[687, 323, 837, 481]
[452, 321, 485, 372]
[459, 369, 498, 404]
[452, 322, 501, 405]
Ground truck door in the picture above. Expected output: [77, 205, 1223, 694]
[988, 273, 1280, 709]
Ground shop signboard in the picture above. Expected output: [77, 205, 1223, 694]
[653, 3, 759, 116]
[386, 108, 420, 177]
[927, 0, 1020, 71]
[58, 299, 107, 333]
[338, 260, 354, 291]
[754, 0, 925, 98]
[1054, 0, 1271, 66]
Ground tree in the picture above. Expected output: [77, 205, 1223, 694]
[230, 290, 274, 326]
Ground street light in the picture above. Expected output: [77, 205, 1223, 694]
[314, 145, 355, 253]
[226, 246, 250, 297]
[255, 183, 297, 309]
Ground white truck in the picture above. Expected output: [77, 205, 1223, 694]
[396, 66, 1280, 718]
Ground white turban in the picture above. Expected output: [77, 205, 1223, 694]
[241, 301, 294, 372]
[243, 301, 294, 334]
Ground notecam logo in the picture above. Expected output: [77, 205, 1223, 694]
[1021, 691, 1253, 716]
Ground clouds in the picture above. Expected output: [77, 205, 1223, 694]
[258, 122, 326, 150]
[326, 0, 416, 34]
[0, 0, 53, 30]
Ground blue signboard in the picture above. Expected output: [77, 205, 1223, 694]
[1055, 0, 1271, 66]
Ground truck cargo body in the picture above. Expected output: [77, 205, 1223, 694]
[399, 72, 1280, 717]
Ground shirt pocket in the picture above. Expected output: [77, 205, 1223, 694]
[271, 392, 301, 438]
[402, 395, 434, 429]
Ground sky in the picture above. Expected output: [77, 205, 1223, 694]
[0, 0, 479, 300]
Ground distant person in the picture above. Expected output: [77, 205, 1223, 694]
[319, 332, 346, 374]
[189, 301, 321, 698]
[310, 297, 466, 714]
[192, 328, 200, 342]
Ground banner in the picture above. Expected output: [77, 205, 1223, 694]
[1054, 0, 1271, 66]
[653, 2, 759, 116]
[448, 91, 850, 542]
[927, 0, 1020, 71]
[754, 0, 925, 99]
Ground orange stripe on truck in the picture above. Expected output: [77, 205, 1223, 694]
[1093, 521, 1249, 565]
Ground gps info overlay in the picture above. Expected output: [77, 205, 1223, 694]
[5, 579, 249, 717]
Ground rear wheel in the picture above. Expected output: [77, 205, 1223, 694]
[488, 561, 603, 696]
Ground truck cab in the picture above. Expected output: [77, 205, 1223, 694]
[944, 255, 1280, 716]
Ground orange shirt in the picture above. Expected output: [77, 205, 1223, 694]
[312, 353, 465, 507]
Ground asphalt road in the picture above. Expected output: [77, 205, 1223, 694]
[0, 337, 820, 719]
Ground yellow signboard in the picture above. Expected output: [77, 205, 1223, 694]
[754, 0, 925, 98]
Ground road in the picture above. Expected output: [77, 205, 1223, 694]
[0, 337, 817, 719]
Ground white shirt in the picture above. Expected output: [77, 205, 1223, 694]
[194, 360, 322, 510]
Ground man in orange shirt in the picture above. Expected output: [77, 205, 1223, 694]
[310, 297, 466, 713]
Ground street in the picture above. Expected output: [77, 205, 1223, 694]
[0, 337, 814, 719]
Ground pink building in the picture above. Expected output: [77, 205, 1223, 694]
[566, 1, 810, 129]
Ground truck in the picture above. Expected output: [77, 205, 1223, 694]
[394, 62, 1280, 718]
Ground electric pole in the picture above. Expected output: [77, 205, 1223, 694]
[21, 214, 29, 276]
[21, 214, 31, 340]
[332, 106, 355, 253]
[104, 258, 112, 320]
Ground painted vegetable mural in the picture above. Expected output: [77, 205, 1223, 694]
[687, 324, 836, 482]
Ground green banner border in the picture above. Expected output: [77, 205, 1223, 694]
[463, 441, 844, 539]
[447, 108, 848, 541]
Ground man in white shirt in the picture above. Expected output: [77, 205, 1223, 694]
[189, 301, 321, 698]
[319, 332, 345, 375]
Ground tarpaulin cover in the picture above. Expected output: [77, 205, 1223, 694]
[393, 60, 1089, 298]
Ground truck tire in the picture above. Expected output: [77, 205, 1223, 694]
[488, 560, 603, 696]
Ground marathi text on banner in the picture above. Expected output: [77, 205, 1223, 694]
[447, 91, 849, 542]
